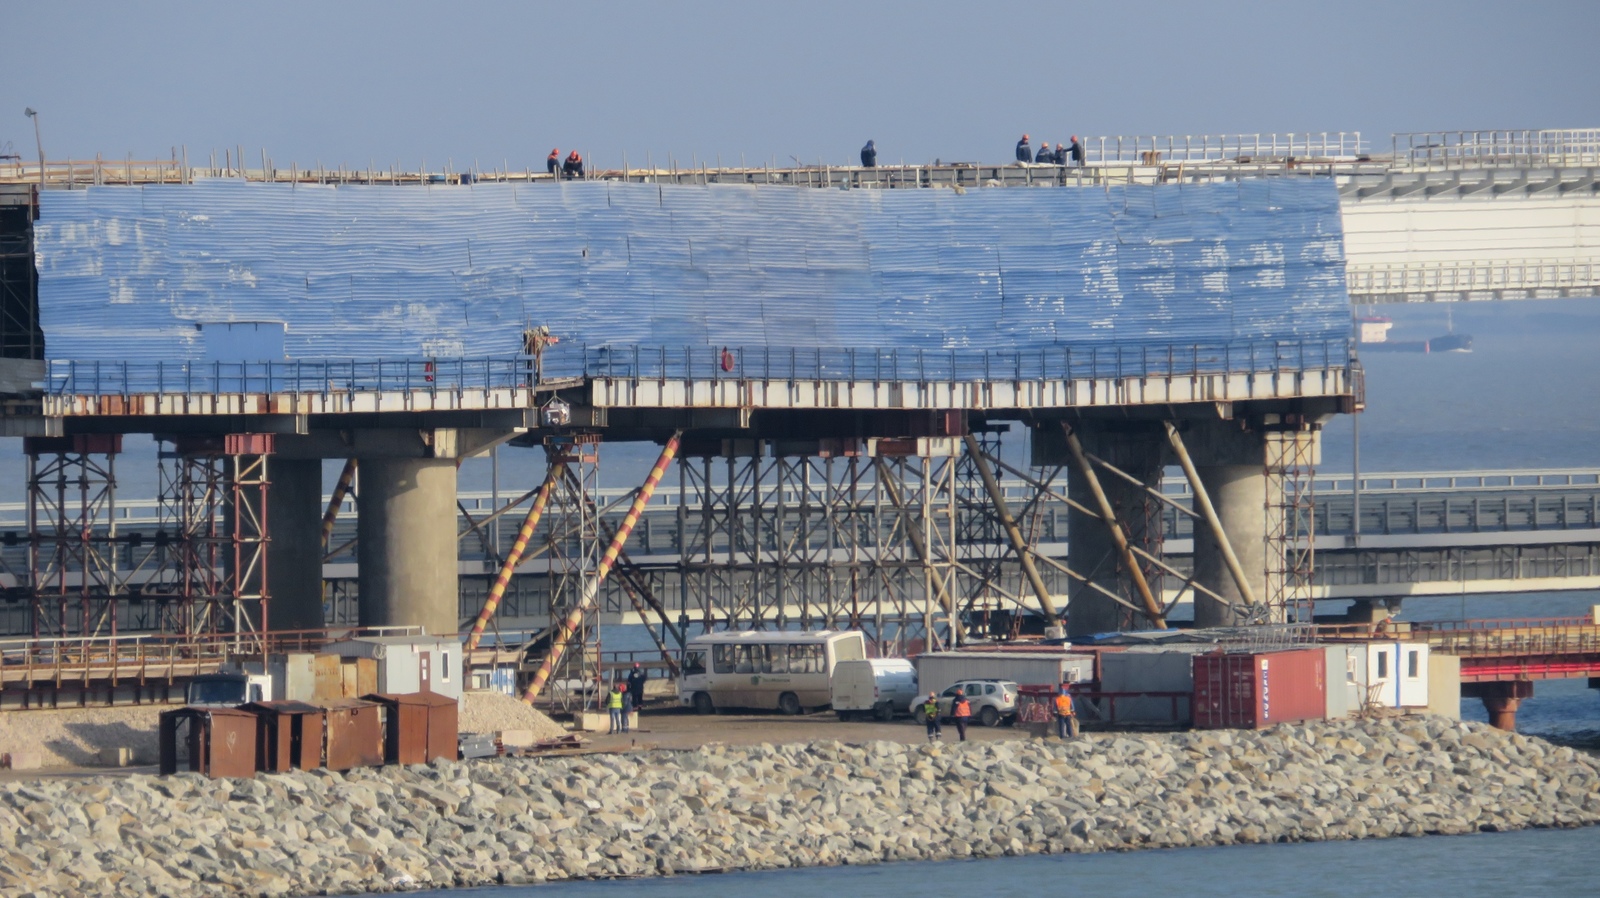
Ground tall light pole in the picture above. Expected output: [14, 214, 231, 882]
[23, 107, 43, 192]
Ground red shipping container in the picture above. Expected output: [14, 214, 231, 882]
[1192, 648, 1327, 729]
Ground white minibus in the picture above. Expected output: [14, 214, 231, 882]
[678, 629, 867, 715]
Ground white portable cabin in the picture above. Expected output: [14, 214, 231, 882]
[322, 635, 463, 700]
[1363, 642, 1429, 709]
[1323, 645, 1365, 720]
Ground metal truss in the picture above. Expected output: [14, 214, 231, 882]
[1265, 428, 1318, 623]
[24, 436, 121, 637]
[538, 438, 603, 713]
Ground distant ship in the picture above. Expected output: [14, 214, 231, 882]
[1354, 315, 1473, 353]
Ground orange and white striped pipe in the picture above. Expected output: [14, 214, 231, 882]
[464, 468, 559, 652]
[320, 459, 358, 549]
[522, 431, 681, 704]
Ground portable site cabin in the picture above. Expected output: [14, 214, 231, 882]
[1364, 642, 1430, 709]
[322, 636, 463, 700]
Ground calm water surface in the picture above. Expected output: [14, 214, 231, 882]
[420, 826, 1600, 898]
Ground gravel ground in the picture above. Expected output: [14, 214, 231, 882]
[457, 692, 567, 740]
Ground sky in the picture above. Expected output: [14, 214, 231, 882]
[3, 0, 1599, 172]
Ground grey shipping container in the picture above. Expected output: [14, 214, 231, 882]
[915, 652, 1094, 697]
[1096, 646, 1211, 726]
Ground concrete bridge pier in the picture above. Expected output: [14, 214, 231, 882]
[276, 427, 521, 639]
[1180, 422, 1271, 629]
[1040, 421, 1169, 637]
[1466, 681, 1535, 731]
[266, 458, 323, 632]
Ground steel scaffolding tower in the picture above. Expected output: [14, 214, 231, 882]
[24, 435, 121, 637]
[1266, 427, 1319, 623]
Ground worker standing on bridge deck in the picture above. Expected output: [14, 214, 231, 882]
[1035, 141, 1055, 164]
[1016, 134, 1032, 163]
[1069, 136, 1084, 167]
[627, 661, 647, 709]
[563, 150, 584, 179]
[547, 149, 560, 176]
[860, 140, 877, 168]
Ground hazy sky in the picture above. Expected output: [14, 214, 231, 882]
[3, 0, 1597, 172]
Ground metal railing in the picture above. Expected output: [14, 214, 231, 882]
[557, 338, 1352, 383]
[45, 357, 533, 397]
[1394, 130, 1600, 170]
[1346, 259, 1600, 297]
[1079, 133, 1367, 164]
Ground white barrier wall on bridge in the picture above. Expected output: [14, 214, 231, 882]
[1341, 194, 1600, 269]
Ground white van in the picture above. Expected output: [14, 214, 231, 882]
[831, 658, 919, 721]
[679, 630, 868, 715]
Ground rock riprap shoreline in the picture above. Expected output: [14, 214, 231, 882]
[2, 716, 1597, 896]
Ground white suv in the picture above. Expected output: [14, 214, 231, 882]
[909, 678, 1019, 727]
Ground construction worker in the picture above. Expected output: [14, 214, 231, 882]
[921, 692, 942, 742]
[626, 661, 648, 709]
[1069, 136, 1085, 167]
[1054, 683, 1078, 739]
[1035, 141, 1054, 164]
[952, 689, 972, 742]
[547, 148, 560, 176]
[563, 150, 584, 180]
[1053, 143, 1068, 165]
[860, 140, 877, 168]
[606, 683, 624, 734]
[1015, 134, 1032, 163]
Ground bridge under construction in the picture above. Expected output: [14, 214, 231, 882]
[0, 128, 1595, 714]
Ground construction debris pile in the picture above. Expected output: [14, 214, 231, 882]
[2, 716, 1597, 896]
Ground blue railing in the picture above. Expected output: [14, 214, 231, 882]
[544, 338, 1353, 383]
[45, 338, 1352, 396]
[46, 357, 533, 396]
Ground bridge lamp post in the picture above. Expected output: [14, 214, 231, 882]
[24, 107, 43, 192]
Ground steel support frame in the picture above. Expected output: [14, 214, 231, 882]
[1265, 428, 1318, 623]
[537, 439, 602, 713]
[25, 440, 120, 638]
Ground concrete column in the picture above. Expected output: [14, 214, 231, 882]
[1192, 464, 1267, 628]
[357, 458, 459, 637]
[1057, 423, 1167, 637]
[266, 458, 324, 632]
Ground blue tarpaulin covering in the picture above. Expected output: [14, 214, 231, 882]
[33, 179, 1350, 377]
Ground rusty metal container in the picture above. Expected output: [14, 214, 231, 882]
[241, 700, 325, 772]
[1192, 648, 1327, 730]
[366, 692, 459, 765]
[312, 653, 344, 701]
[158, 707, 259, 778]
[318, 698, 383, 770]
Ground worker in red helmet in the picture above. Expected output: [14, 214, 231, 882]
[1069, 135, 1085, 167]
[1015, 133, 1032, 163]
[547, 148, 560, 176]
[563, 150, 584, 180]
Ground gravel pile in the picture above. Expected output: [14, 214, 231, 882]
[0, 705, 163, 768]
[456, 692, 566, 740]
[2, 716, 1597, 896]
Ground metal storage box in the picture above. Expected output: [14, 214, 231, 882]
[158, 707, 259, 779]
[366, 692, 459, 765]
[915, 650, 1095, 696]
[1097, 646, 1210, 726]
[1192, 649, 1328, 730]
[241, 700, 325, 772]
[319, 699, 383, 770]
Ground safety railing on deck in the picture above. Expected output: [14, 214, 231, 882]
[557, 338, 1353, 383]
[1346, 259, 1600, 297]
[1394, 130, 1600, 169]
[46, 357, 533, 397]
[1081, 133, 1367, 164]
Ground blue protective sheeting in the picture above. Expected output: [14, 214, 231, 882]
[34, 179, 1350, 376]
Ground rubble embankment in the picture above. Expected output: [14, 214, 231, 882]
[3, 716, 1598, 896]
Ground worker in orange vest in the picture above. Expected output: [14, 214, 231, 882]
[952, 689, 972, 742]
[1054, 684, 1078, 739]
[563, 150, 584, 180]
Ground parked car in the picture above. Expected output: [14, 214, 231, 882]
[908, 678, 1018, 727]
[831, 658, 919, 721]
